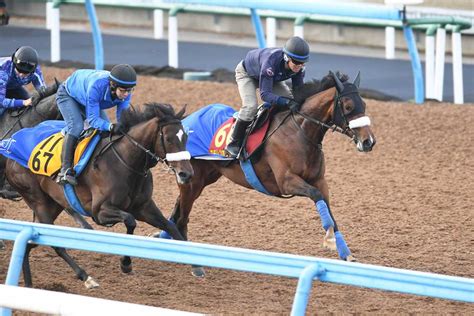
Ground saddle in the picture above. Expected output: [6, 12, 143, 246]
[239, 103, 287, 160]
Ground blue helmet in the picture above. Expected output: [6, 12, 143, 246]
[109, 64, 137, 88]
[283, 36, 310, 63]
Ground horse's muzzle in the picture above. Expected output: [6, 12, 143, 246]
[176, 171, 193, 184]
[357, 136, 376, 152]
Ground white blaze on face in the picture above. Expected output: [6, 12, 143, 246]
[176, 129, 185, 142]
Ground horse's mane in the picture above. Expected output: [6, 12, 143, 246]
[293, 71, 349, 104]
[120, 103, 185, 132]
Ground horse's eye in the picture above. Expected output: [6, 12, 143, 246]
[344, 103, 354, 113]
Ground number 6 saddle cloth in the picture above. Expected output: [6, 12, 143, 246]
[0, 120, 100, 177]
[182, 103, 271, 160]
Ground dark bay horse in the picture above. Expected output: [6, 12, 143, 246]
[0, 80, 61, 199]
[168, 72, 376, 261]
[5, 103, 197, 288]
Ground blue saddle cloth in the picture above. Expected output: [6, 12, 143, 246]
[182, 103, 235, 159]
[0, 120, 66, 168]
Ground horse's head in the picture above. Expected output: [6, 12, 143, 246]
[30, 78, 62, 120]
[148, 104, 194, 184]
[330, 71, 376, 152]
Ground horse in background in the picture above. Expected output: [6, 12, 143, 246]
[166, 71, 375, 262]
[0, 80, 61, 199]
[5, 103, 199, 288]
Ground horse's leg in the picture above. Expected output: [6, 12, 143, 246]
[22, 244, 35, 287]
[279, 174, 355, 261]
[135, 200, 205, 278]
[51, 246, 99, 288]
[170, 164, 222, 240]
[18, 190, 98, 287]
[64, 208, 94, 230]
[95, 207, 137, 274]
[0, 160, 21, 200]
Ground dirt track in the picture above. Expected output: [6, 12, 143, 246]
[1, 67, 473, 315]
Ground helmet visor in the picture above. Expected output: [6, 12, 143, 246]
[15, 61, 36, 74]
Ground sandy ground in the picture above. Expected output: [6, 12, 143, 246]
[0, 66, 473, 315]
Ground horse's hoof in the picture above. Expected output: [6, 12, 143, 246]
[120, 263, 133, 274]
[345, 255, 357, 262]
[0, 240, 5, 250]
[191, 266, 206, 278]
[323, 237, 337, 251]
[84, 276, 99, 289]
[148, 231, 161, 238]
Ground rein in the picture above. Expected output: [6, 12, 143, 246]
[0, 99, 56, 140]
[97, 119, 186, 177]
[291, 90, 356, 142]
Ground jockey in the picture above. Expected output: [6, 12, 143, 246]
[0, 46, 45, 117]
[0, 0, 9, 25]
[224, 36, 309, 158]
[56, 64, 137, 186]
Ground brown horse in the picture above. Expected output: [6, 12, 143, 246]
[166, 72, 375, 261]
[5, 103, 198, 288]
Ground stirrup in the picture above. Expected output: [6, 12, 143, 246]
[57, 168, 77, 186]
[224, 145, 240, 158]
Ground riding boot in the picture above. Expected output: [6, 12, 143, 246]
[57, 134, 78, 186]
[224, 118, 251, 158]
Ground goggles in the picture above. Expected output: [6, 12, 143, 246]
[15, 61, 36, 74]
[290, 58, 305, 66]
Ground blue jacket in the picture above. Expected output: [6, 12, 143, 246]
[64, 69, 131, 131]
[243, 48, 305, 105]
[0, 57, 45, 110]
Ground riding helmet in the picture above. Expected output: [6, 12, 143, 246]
[109, 64, 137, 88]
[283, 36, 310, 63]
[12, 46, 39, 74]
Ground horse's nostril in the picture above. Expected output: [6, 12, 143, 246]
[363, 138, 374, 150]
[178, 172, 191, 182]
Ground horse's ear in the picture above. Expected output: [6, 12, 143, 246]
[330, 71, 344, 92]
[353, 71, 361, 88]
[54, 77, 61, 88]
[177, 104, 187, 119]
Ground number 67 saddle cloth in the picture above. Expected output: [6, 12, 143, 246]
[0, 120, 100, 177]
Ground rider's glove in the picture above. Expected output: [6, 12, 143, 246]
[109, 123, 125, 135]
[286, 99, 300, 112]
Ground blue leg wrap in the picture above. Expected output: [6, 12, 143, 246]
[158, 219, 175, 239]
[315, 200, 334, 231]
[335, 231, 351, 260]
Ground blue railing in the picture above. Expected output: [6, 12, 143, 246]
[0, 219, 473, 315]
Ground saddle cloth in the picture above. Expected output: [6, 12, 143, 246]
[183, 103, 270, 159]
[0, 120, 99, 177]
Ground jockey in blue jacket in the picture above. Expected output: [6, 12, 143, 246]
[56, 64, 137, 186]
[225, 36, 310, 158]
[0, 46, 45, 117]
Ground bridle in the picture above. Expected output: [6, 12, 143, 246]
[107, 119, 191, 177]
[290, 88, 358, 145]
